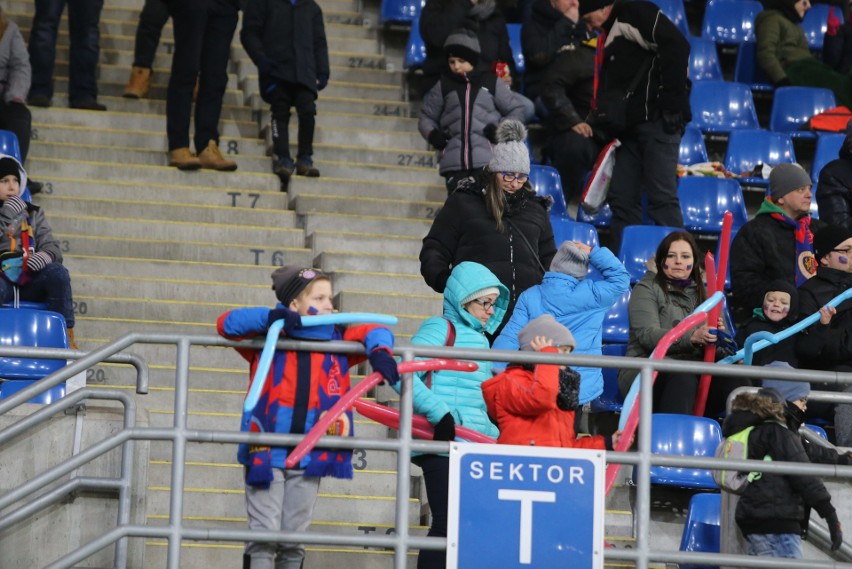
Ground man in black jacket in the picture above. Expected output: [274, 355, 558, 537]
[522, 0, 583, 106]
[797, 224, 852, 445]
[816, 121, 852, 231]
[580, 0, 690, 253]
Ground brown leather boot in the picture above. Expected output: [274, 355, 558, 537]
[168, 147, 202, 170]
[67, 328, 78, 350]
[198, 140, 237, 171]
[123, 66, 151, 99]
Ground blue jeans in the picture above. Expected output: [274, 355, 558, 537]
[0, 263, 75, 328]
[745, 533, 802, 558]
[28, 0, 105, 103]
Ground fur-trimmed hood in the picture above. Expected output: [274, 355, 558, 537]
[722, 392, 787, 436]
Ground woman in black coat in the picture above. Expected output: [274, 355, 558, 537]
[419, 120, 556, 338]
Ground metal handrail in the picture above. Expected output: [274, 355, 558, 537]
[1, 333, 851, 569]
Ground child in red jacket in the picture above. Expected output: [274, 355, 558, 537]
[482, 314, 623, 449]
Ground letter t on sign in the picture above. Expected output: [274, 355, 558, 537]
[497, 489, 557, 564]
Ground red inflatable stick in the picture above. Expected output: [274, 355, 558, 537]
[285, 359, 480, 467]
[354, 399, 497, 444]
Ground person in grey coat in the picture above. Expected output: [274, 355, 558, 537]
[0, 9, 32, 164]
[418, 29, 525, 193]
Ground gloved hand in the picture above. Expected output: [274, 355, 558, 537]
[483, 122, 498, 144]
[2, 194, 26, 215]
[661, 111, 684, 135]
[317, 76, 329, 91]
[427, 130, 448, 150]
[26, 251, 52, 272]
[267, 307, 302, 333]
[826, 510, 843, 551]
[433, 412, 456, 441]
[828, 7, 841, 37]
[711, 329, 738, 358]
[368, 348, 400, 387]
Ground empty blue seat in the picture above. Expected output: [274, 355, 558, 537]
[618, 225, 681, 284]
[529, 164, 568, 218]
[678, 176, 749, 235]
[679, 493, 721, 569]
[551, 218, 599, 248]
[381, 0, 422, 25]
[769, 86, 836, 140]
[733, 41, 773, 92]
[0, 380, 65, 404]
[589, 343, 627, 413]
[688, 38, 723, 82]
[690, 81, 760, 135]
[404, 16, 427, 71]
[0, 308, 69, 381]
[702, 0, 762, 45]
[649, 0, 691, 38]
[812, 132, 845, 180]
[602, 289, 631, 344]
[645, 413, 723, 489]
[507, 23, 524, 75]
[723, 129, 796, 187]
[680, 124, 710, 165]
[801, 3, 845, 52]
[1, 300, 49, 310]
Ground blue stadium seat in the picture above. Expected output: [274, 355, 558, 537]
[602, 289, 631, 344]
[690, 81, 760, 135]
[0, 308, 69, 381]
[1, 300, 49, 310]
[404, 17, 427, 71]
[529, 165, 569, 218]
[678, 176, 749, 235]
[0, 129, 34, 201]
[805, 423, 829, 440]
[644, 413, 723, 489]
[723, 129, 796, 187]
[679, 493, 721, 569]
[811, 182, 820, 219]
[649, 0, 691, 38]
[589, 343, 627, 413]
[680, 124, 710, 165]
[801, 3, 845, 52]
[688, 38, 723, 82]
[618, 225, 680, 284]
[702, 0, 762, 45]
[507, 23, 524, 75]
[811, 132, 845, 180]
[381, 0, 422, 25]
[551, 218, 599, 248]
[0, 380, 65, 404]
[733, 41, 773, 92]
[577, 202, 613, 228]
[769, 86, 836, 140]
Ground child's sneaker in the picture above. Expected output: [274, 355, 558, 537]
[295, 159, 320, 177]
[274, 157, 296, 182]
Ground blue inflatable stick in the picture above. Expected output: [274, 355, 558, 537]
[243, 313, 398, 414]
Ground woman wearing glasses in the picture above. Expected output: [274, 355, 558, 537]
[420, 120, 556, 339]
[393, 261, 508, 569]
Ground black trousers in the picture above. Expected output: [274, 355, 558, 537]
[412, 454, 449, 569]
[269, 82, 317, 163]
[133, 0, 169, 69]
[166, 0, 238, 151]
[0, 101, 32, 162]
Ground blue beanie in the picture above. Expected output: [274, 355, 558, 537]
[762, 371, 810, 402]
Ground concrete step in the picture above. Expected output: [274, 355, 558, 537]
[35, 77, 246, 106]
[258, 110, 418, 134]
[54, 233, 312, 267]
[317, 251, 420, 275]
[308, 231, 424, 258]
[293, 194, 441, 222]
[51, 91, 256, 121]
[241, 77, 403, 105]
[27, 156, 276, 191]
[32, 173, 288, 209]
[338, 291, 442, 320]
[47, 214, 304, 248]
[236, 61, 403, 87]
[303, 212, 432, 240]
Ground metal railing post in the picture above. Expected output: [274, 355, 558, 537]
[167, 338, 192, 569]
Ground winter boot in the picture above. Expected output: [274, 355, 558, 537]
[168, 147, 202, 170]
[198, 140, 238, 171]
[123, 66, 151, 99]
[295, 159, 320, 177]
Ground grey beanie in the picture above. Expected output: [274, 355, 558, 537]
[460, 286, 500, 306]
[550, 241, 589, 279]
[761, 362, 810, 402]
[488, 120, 530, 175]
[769, 163, 812, 201]
[518, 314, 576, 351]
[444, 28, 481, 67]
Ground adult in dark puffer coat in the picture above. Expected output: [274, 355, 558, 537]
[420, 0, 516, 93]
[521, 0, 584, 103]
[420, 121, 556, 339]
[816, 120, 852, 231]
[722, 390, 842, 558]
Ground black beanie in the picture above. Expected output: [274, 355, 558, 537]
[579, 0, 614, 17]
[444, 28, 481, 67]
[813, 224, 852, 261]
[0, 157, 20, 181]
[271, 266, 328, 306]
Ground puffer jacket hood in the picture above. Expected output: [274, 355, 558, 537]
[443, 260, 510, 335]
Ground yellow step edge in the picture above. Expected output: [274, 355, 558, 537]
[76, 315, 215, 327]
[149, 460, 395, 475]
[305, 209, 433, 224]
[73, 272, 271, 289]
[32, 174, 281, 194]
[42, 195, 286, 215]
[32, 122, 260, 144]
[298, 192, 441, 207]
[340, 289, 440, 300]
[73, 294, 250, 309]
[29, 154, 273, 178]
[322, 249, 418, 261]
[67, 253, 289, 269]
[48, 213, 297, 232]
[146, 514, 418, 529]
[148, 487, 416, 502]
[54, 232, 307, 251]
[311, 229, 421, 241]
[144, 541, 414, 555]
